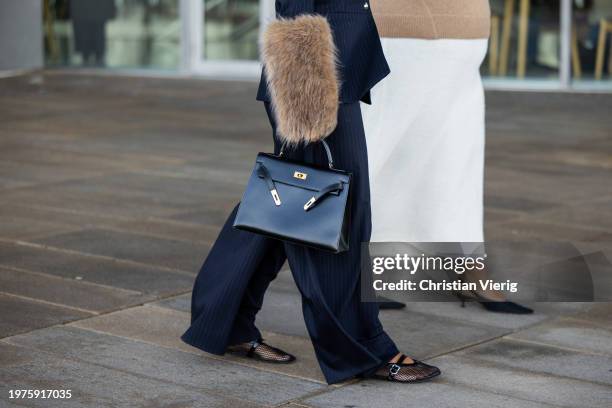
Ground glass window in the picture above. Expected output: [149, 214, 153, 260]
[483, 0, 562, 81]
[202, 0, 260, 61]
[571, 0, 612, 84]
[43, 0, 181, 69]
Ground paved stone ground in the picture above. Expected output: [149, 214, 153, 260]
[0, 71, 611, 408]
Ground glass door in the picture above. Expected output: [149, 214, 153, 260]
[183, 0, 273, 77]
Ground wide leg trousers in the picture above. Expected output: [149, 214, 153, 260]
[182, 102, 398, 384]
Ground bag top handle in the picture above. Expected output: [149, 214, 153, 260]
[279, 139, 334, 169]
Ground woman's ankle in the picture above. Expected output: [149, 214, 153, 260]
[389, 352, 414, 364]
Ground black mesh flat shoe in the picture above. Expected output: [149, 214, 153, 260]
[226, 340, 296, 364]
[373, 354, 441, 383]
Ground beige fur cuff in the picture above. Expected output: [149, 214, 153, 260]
[261, 15, 340, 146]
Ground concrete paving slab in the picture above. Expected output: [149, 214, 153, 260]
[0, 342, 260, 408]
[485, 218, 608, 242]
[0, 400, 23, 408]
[0, 160, 104, 190]
[572, 303, 612, 329]
[72, 305, 326, 383]
[378, 310, 509, 359]
[57, 172, 244, 205]
[259, 289, 308, 338]
[0, 143, 182, 174]
[109, 219, 218, 245]
[528, 302, 595, 316]
[485, 194, 558, 213]
[0, 294, 91, 339]
[0, 215, 76, 241]
[0, 173, 33, 190]
[536, 200, 612, 234]
[71, 305, 204, 353]
[145, 160, 252, 186]
[267, 268, 300, 291]
[279, 403, 316, 408]
[484, 166, 608, 205]
[457, 338, 612, 385]
[395, 301, 549, 330]
[0, 268, 145, 313]
[2, 189, 188, 219]
[31, 179, 216, 215]
[0, 242, 195, 295]
[0, 202, 219, 244]
[33, 228, 209, 272]
[167, 206, 238, 230]
[429, 354, 612, 408]
[0, 202, 127, 230]
[6, 326, 323, 406]
[485, 207, 522, 225]
[304, 380, 557, 408]
[508, 318, 612, 356]
[254, 331, 324, 383]
[151, 293, 191, 312]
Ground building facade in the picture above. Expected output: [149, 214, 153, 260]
[3, 0, 612, 90]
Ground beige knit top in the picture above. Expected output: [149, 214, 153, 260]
[370, 0, 491, 39]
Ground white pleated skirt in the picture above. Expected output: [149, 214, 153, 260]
[362, 38, 488, 242]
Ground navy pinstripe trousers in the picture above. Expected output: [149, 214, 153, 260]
[182, 102, 398, 384]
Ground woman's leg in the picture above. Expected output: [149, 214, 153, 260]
[265, 102, 399, 384]
[182, 205, 287, 354]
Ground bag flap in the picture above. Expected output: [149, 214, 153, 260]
[255, 153, 350, 192]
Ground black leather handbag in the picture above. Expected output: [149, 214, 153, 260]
[233, 140, 351, 253]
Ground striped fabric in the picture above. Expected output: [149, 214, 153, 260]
[182, 102, 398, 385]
